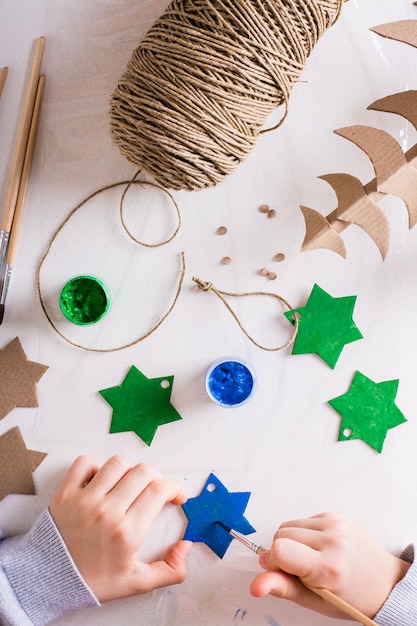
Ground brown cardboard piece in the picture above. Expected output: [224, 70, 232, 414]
[0, 337, 48, 420]
[0, 426, 47, 500]
[371, 20, 417, 48]
[301, 20, 417, 258]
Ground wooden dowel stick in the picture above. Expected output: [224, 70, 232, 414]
[1, 36, 44, 233]
[0, 67, 8, 99]
[6, 74, 45, 265]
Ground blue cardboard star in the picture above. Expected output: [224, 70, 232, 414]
[99, 365, 182, 445]
[182, 473, 256, 558]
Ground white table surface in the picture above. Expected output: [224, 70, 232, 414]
[1, 1, 417, 624]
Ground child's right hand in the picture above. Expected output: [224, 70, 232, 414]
[250, 511, 410, 619]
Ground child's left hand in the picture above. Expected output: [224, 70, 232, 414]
[50, 455, 192, 602]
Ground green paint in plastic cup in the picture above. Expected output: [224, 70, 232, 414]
[59, 275, 110, 325]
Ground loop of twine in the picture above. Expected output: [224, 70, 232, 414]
[192, 276, 299, 352]
[37, 177, 185, 352]
[110, 0, 345, 191]
[120, 170, 181, 247]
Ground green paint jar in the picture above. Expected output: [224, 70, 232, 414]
[59, 275, 110, 325]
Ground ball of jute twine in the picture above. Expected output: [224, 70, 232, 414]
[110, 0, 345, 192]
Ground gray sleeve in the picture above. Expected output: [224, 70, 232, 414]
[374, 545, 417, 626]
[0, 509, 99, 625]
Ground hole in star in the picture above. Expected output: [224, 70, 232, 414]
[206, 483, 217, 492]
[160, 379, 170, 389]
[343, 428, 352, 437]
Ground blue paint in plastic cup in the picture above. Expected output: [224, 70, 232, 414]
[205, 357, 256, 408]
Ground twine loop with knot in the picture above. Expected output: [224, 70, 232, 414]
[192, 276, 299, 351]
[194, 278, 213, 292]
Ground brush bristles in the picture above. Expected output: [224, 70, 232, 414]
[215, 520, 232, 533]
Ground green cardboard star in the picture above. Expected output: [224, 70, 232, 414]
[328, 370, 407, 453]
[285, 284, 363, 368]
[99, 365, 182, 445]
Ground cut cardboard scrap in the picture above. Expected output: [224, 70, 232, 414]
[0, 337, 48, 420]
[303, 172, 389, 259]
[320, 172, 389, 259]
[284, 284, 363, 368]
[0, 426, 47, 501]
[335, 125, 417, 229]
[182, 473, 255, 559]
[328, 371, 407, 453]
[301, 20, 417, 258]
[370, 20, 417, 48]
[300, 205, 347, 258]
[369, 90, 417, 129]
[99, 365, 182, 446]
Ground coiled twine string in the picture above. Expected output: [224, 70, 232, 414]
[110, 0, 345, 191]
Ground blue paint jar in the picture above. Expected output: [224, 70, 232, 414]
[205, 357, 256, 408]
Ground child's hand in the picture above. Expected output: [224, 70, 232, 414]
[250, 511, 410, 619]
[50, 455, 192, 602]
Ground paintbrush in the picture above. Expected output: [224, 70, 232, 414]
[0, 37, 44, 278]
[216, 521, 378, 626]
[0, 67, 8, 99]
[0, 74, 45, 324]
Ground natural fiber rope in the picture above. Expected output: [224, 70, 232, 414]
[37, 179, 185, 352]
[110, 0, 345, 191]
[192, 276, 299, 351]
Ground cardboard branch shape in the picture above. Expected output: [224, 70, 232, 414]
[301, 20, 417, 259]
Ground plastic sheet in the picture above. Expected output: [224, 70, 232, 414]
[0, 1, 416, 625]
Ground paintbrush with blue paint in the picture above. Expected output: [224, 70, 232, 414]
[216, 521, 378, 626]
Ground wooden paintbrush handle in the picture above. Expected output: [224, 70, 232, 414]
[0, 67, 8, 98]
[305, 584, 378, 626]
[6, 74, 45, 265]
[1, 36, 44, 232]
